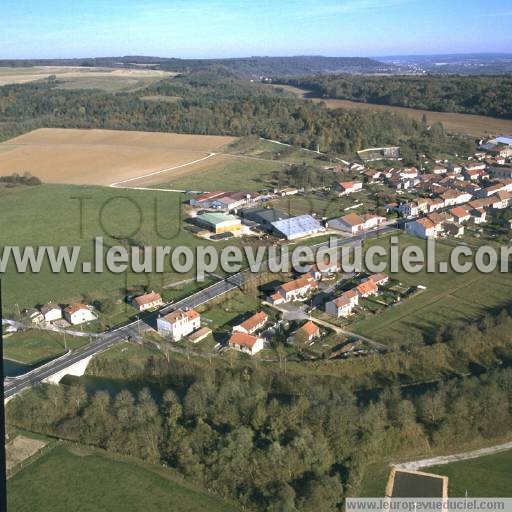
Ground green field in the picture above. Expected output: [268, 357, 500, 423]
[426, 450, 512, 497]
[3, 329, 88, 365]
[8, 443, 237, 512]
[156, 156, 283, 191]
[350, 234, 512, 344]
[357, 450, 512, 498]
[0, 184, 235, 313]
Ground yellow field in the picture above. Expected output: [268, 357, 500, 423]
[0, 128, 237, 187]
[0, 66, 172, 86]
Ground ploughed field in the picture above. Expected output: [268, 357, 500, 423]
[0, 128, 237, 187]
[0, 66, 176, 92]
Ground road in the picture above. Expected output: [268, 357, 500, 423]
[3, 224, 397, 399]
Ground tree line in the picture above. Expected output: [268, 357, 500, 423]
[0, 72, 474, 160]
[279, 75, 512, 118]
[7, 304, 512, 511]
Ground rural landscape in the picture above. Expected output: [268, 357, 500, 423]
[1, 1, 512, 511]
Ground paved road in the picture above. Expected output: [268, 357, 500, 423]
[3, 225, 397, 399]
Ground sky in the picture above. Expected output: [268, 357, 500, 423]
[1, 0, 511, 59]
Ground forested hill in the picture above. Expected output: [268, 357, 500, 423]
[0, 55, 394, 76]
[279, 74, 512, 118]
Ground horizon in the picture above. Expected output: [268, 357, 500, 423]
[2, 0, 512, 60]
[3, 51, 512, 61]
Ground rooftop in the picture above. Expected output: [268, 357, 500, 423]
[229, 331, 260, 349]
[271, 214, 323, 238]
[197, 212, 241, 225]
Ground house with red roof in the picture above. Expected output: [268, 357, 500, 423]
[228, 332, 264, 355]
[294, 321, 321, 343]
[274, 274, 318, 303]
[325, 289, 359, 318]
[333, 181, 363, 196]
[233, 311, 268, 335]
[132, 291, 163, 312]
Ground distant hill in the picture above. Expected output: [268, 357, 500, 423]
[0, 55, 396, 77]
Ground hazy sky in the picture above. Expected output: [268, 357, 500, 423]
[2, 0, 511, 59]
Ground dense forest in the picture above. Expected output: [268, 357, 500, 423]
[0, 55, 394, 76]
[280, 75, 512, 118]
[8, 304, 512, 511]
[0, 71, 474, 160]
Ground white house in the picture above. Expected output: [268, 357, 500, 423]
[157, 309, 201, 341]
[64, 304, 96, 325]
[326, 213, 385, 234]
[294, 321, 320, 343]
[334, 181, 363, 195]
[325, 290, 359, 318]
[276, 275, 318, 303]
[405, 218, 438, 238]
[40, 303, 62, 323]
[132, 291, 163, 312]
[232, 311, 268, 335]
[399, 200, 429, 218]
[228, 332, 264, 355]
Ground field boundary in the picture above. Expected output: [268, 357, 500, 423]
[109, 152, 217, 188]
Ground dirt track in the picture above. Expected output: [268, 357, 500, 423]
[396, 440, 512, 470]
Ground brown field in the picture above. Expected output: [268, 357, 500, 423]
[270, 84, 512, 138]
[0, 66, 174, 87]
[0, 128, 237, 187]
[6, 435, 47, 472]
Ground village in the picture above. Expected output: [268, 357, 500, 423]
[10, 134, 512, 363]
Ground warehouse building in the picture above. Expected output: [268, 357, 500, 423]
[271, 214, 324, 240]
[195, 212, 241, 234]
[240, 207, 290, 230]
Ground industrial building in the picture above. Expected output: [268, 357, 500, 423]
[271, 214, 324, 240]
[195, 212, 242, 234]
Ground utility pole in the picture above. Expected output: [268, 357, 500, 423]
[0, 280, 8, 511]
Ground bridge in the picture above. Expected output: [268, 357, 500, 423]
[3, 225, 396, 402]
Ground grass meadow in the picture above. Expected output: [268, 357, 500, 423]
[3, 329, 88, 365]
[357, 449, 512, 497]
[8, 443, 238, 512]
[350, 234, 512, 344]
[0, 184, 234, 313]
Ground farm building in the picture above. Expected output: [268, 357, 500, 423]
[40, 303, 62, 322]
[157, 309, 201, 341]
[195, 212, 241, 234]
[271, 214, 324, 240]
[240, 207, 290, 229]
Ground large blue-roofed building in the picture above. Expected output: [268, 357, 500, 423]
[271, 214, 324, 240]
